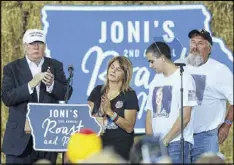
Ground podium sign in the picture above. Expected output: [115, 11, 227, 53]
[26, 103, 101, 152]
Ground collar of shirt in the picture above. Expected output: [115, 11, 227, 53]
[25, 55, 44, 68]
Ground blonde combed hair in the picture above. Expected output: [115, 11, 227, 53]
[102, 56, 133, 94]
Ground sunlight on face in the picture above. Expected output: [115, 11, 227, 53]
[188, 35, 211, 66]
[107, 60, 124, 83]
[146, 53, 163, 73]
[24, 41, 45, 62]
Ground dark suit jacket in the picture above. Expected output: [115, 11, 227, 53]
[1, 56, 69, 156]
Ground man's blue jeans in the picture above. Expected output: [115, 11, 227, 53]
[167, 141, 192, 163]
[191, 128, 219, 163]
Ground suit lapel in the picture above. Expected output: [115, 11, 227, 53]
[19, 57, 33, 83]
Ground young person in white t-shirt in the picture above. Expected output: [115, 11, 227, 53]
[175, 29, 233, 163]
[145, 41, 198, 163]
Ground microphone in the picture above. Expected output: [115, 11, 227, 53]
[67, 65, 74, 79]
[175, 63, 186, 67]
[68, 65, 74, 72]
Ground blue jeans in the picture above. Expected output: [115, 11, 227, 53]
[167, 141, 192, 163]
[191, 128, 219, 163]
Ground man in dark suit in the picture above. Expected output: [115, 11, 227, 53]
[1, 29, 71, 164]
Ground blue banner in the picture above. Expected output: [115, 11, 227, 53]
[27, 103, 101, 151]
[41, 5, 233, 134]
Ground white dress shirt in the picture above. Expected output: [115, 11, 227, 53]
[26, 56, 54, 102]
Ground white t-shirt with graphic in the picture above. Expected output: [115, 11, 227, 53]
[146, 68, 198, 144]
[175, 58, 233, 133]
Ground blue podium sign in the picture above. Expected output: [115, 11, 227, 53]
[27, 103, 101, 152]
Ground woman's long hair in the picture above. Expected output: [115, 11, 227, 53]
[101, 56, 133, 94]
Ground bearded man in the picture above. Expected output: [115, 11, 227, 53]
[175, 29, 233, 163]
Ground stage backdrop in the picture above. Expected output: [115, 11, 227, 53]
[41, 5, 233, 134]
[1, 2, 233, 164]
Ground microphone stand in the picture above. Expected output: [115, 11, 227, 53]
[178, 64, 185, 164]
[64, 70, 73, 104]
[62, 69, 73, 165]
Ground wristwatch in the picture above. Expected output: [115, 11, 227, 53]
[224, 119, 232, 126]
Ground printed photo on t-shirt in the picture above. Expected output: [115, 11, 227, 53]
[152, 86, 172, 118]
[191, 74, 206, 105]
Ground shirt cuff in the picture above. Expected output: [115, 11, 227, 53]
[46, 81, 54, 93]
[28, 83, 34, 94]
